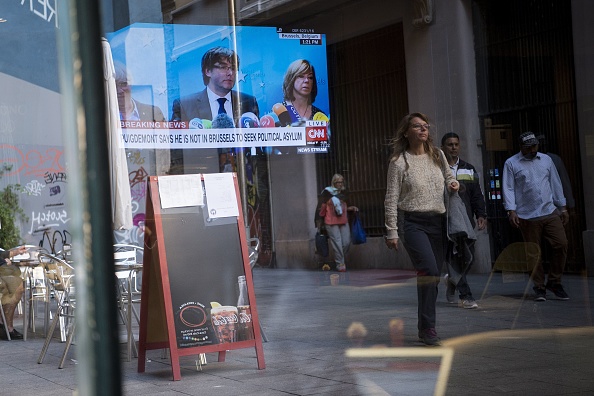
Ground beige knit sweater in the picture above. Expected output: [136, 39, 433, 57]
[384, 150, 455, 239]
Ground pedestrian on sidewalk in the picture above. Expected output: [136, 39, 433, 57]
[502, 131, 570, 301]
[384, 112, 459, 346]
[316, 174, 358, 272]
[441, 132, 487, 309]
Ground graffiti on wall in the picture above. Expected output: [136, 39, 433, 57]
[114, 149, 149, 247]
[0, 144, 71, 250]
[0, 144, 64, 178]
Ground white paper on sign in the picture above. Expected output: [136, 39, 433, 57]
[203, 173, 239, 218]
[158, 174, 204, 209]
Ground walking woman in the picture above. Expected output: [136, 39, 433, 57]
[384, 113, 459, 346]
[317, 174, 358, 272]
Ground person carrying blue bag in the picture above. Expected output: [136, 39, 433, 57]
[315, 174, 359, 272]
[351, 211, 367, 245]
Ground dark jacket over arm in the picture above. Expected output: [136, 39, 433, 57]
[457, 159, 487, 228]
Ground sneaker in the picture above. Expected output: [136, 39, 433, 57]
[534, 287, 547, 302]
[418, 328, 442, 347]
[445, 279, 456, 304]
[546, 283, 569, 300]
[8, 329, 23, 340]
[336, 264, 346, 272]
[459, 298, 478, 309]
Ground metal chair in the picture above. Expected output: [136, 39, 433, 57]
[113, 243, 143, 361]
[0, 279, 11, 340]
[28, 265, 48, 335]
[20, 247, 51, 339]
[37, 253, 76, 368]
[246, 228, 260, 270]
[0, 248, 12, 340]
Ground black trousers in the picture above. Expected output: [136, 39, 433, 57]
[400, 212, 446, 332]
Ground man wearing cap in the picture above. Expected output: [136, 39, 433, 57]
[502, 131, 569, 301]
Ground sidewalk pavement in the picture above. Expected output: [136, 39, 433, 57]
[1, 268, 593, 395]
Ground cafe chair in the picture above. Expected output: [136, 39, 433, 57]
[20, 247, 52, 339]
[24, 265, 49, 337]
[0, 279, 11, 340]
[246, 228, 260, 270]
[0, 249, 12, 340]
[480, 242, 542, 301]
[37, 253, 76, 369]
[113, 243, 143, 361]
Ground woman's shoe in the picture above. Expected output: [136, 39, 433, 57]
[9, 329, 23, 340]
[418, 328, 441, 346]
[337, 264, 346, 272]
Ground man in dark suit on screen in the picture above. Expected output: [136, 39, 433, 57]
[169, 47, 259, 174]
[171, 46, 259, 124]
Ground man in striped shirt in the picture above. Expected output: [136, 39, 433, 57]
[502, 131, 569, 301]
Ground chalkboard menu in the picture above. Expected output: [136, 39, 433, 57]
[137, 174, 265, 381]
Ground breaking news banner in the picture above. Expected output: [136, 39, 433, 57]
[119, 120, 327, 149]
[108, 24, 330, 154]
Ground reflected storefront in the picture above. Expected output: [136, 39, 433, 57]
[1, 0, 594, 394]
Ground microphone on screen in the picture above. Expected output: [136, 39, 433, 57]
[243, 112, 258, 122]
[259, 114, 276, 128]
[284, 104, 300, 124]
[189, 118, 204, 129]
[239, 112, 260, 128]
[272, 103, 292, 127]
[312, 112, 329, 122]
[212, 113, 235, 129]
[201, 119, 212, 129]
[269, 112, 281, 127]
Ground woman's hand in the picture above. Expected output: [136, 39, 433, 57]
[448, 180, 460, 192]
[385, 237, 399, 251]
[348, 206, 359, 212]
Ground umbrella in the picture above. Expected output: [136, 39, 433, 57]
[102, 38, 133, 230]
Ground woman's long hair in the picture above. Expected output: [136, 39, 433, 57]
[389, 112, 442, 169]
